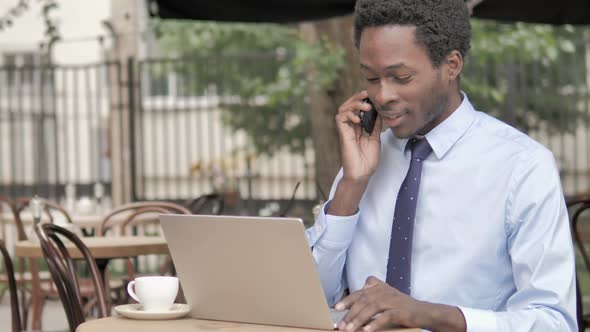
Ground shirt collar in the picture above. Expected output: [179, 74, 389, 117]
[391, 92, 476, 159]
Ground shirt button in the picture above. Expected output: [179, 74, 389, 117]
[317, 224, 322, 232]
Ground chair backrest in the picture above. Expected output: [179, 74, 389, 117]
[568, 195, 589, 210]
[571, 200, 590, 275]
[0, 196, 21, 240]
[34, 223, 108, 332]
[13, 197, 73, 241]
[98, 201, 191, 236]
[0, 239, 22, 332]
[567, 196, 590, 332]
[184, 193, 224, 215]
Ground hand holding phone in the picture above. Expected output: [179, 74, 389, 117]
[359, 98, 377, 134]
[329, 93, 382, 216]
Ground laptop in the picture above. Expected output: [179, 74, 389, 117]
[160, 214, 346, 330]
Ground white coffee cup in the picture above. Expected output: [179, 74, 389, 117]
[127, 276, 179, 312]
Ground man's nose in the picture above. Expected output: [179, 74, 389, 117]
[373, 82, 400, 109]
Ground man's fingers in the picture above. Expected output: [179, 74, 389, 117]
[338, 295, 370, 331]
[369, 114, 383, 138]
[338, 91, 371, 115]
[362, 310, 398, 332]
[344, 302, 382, 332]
[349, 90, 369, 104]
[335, 110, 362, 128]
[337, 102, 372, 119]
[335, 91, 375, 139]
[335, 289, 363, 311]
[363, 276, 382, 288]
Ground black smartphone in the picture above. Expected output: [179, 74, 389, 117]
[359, 98, 377, 134]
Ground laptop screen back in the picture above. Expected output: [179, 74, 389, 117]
[160, 214, 334, 330]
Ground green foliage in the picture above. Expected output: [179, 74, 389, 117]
[152, 18, 588, 146]
[152, 20, 345, 155]
[464, 20, 589, 134]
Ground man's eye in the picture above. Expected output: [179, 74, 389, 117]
[395, 75, 413, 83]
[366, 77, 379, 83]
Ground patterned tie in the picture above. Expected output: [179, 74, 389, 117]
[386, 137, 433, 295]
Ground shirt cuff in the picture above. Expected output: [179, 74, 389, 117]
[322, 200, 359, 244]
[306, 200, 359, 249]
[458, 306, 498, 332]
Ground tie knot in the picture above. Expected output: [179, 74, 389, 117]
[409, 137, 432, 160]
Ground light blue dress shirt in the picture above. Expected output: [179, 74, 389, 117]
[306, 94, 577, 331]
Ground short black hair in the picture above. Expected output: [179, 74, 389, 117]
[353, 0, 471, 66]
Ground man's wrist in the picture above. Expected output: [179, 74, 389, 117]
[327, 178, 368, 216]
[418, 301, 466, 332]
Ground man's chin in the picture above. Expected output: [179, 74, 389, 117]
[389, 127, 415, 139]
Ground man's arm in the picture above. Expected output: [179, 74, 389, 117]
[487, 147, 577, 331]
[306, 170, 361, 305]
[305, 91, 383, 304]
[452, 147, 576, 331]
[329, 90, 382, 216]
[327, 178, 369, 216]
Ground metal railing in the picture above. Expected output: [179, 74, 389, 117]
[132, 53, 316, 211]
[0, 53, 318, 214]
[0, 62, 121, 203]
[1, 45, 589, 211]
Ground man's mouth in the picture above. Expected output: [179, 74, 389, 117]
[380, 111, 408, 119]
[378, 109, 409, 128]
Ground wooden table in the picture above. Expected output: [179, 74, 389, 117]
[77, 317, 420, 332]
[1, 211, 157, 235]
[15, 236, 168, 259]
[15, 236, 169, 331]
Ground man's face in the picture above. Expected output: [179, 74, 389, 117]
[359, 25, 453, 139]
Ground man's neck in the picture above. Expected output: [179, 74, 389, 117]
[448, 89, 464, 113]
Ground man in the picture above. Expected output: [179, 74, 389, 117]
[305, 0, 577, 331]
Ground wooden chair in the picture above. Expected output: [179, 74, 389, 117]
[34, 223, 108, 332]
[184, 193, 224, 215]
[13, 196, 105, 330]
[13, 197, 75, 237]
[1, 196, 64, 330]
[98, 201, 191, 237]
[568, 196, 590, 332]
[0, 239, 23, 332]
[97, 202, 190, 301]
[0, 196, 27, 318]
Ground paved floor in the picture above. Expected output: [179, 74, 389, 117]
[0, 295, 69, 332]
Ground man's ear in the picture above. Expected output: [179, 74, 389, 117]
[445, 50, 463, 81]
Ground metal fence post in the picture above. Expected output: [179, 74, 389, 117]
[128, 57, 138, 202]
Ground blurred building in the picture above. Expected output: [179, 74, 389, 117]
[0, 0, 317, 215]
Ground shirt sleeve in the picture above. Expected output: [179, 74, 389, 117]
[305, 169, 361, 306]
[458, 147, 577, 332]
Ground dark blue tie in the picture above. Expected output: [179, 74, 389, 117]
[386, 137, 432, 295]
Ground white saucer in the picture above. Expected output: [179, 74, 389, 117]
[114, 303, 190, 320]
